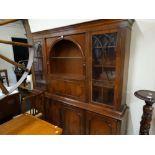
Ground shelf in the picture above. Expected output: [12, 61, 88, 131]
[50, 57, 83, 59]
[50, 73, 85, 81]
[93, 64, 116, 68]
[94, 46, 116, 49]
[35, 80, 46, 84]
[92, 99, 113, 106]
[93, 80, 114, 89]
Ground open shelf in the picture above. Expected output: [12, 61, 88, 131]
[50, 39, 84, 77]
[50, 57, 82, 59]
[50, 73, 85, 81]
[94, 45, 116, 49]
[93, 64, 116, 68]
[49, 39, 86, 101]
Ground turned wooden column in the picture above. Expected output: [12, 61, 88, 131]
[134, 90, 155, 135]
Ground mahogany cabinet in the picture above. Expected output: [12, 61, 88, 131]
[33, 19, 134, 135]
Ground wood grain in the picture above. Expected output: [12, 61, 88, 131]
[0, 19, 19, 26]
[0, 114, 62, 135]
[0, 39, 33, 47]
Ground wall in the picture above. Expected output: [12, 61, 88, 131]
[29, 19, 155, 135]
[127, 20, 155, 134]
[0, 20, 26, 84]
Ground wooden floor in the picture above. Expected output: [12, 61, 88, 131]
[0, 114, 62, 135]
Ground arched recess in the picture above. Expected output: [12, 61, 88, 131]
[49, 38, 85, 78]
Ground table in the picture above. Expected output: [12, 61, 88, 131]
[0, 114, 62, 135]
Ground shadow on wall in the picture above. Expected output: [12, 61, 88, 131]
[126, 20, 155, 135]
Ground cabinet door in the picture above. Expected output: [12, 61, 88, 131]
[86, 111, 117, 135]
[62, 105, 85, 135]
[45, 99, 62, 128]
[91, 30, 118, 107]
[33, 39, 46, 89]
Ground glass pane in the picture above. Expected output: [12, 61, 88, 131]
[92, 32, 117, 105]
[34, 41, 44, 81]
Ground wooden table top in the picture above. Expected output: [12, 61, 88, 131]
[0, 114, 62, 135]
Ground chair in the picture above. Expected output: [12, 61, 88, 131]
[0, 69, 9, 86]
[21, 89, 45, 119]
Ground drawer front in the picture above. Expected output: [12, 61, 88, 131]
[50, 79, 85, 101]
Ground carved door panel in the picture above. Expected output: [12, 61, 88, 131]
[62, 105, 85, 135]
[46, 99, 62, 128]
[86, 111, 117, 135]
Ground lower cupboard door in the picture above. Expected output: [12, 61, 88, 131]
[86, 111, 118, 135]
[62, 105, 85, 135]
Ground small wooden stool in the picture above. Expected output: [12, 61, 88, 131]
[134, 90, 155, 135]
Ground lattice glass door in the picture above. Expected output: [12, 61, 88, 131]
[92, 32, 117, 106]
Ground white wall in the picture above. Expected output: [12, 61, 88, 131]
[29, 19, 155, 135]
[0, 20, 26, 84]
[127, 20, 155, 134]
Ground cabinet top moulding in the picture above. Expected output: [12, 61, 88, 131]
[32, 19, 134, 39]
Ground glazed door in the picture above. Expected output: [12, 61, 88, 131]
[33, 39, 46, 89]
[91, 30, 118, 107]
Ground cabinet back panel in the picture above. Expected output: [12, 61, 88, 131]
[51, 59, 83, 75]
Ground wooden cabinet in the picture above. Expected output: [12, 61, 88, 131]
[33, 20, 134, 135]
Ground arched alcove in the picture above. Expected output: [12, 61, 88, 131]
[50, 39, 84, 78]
